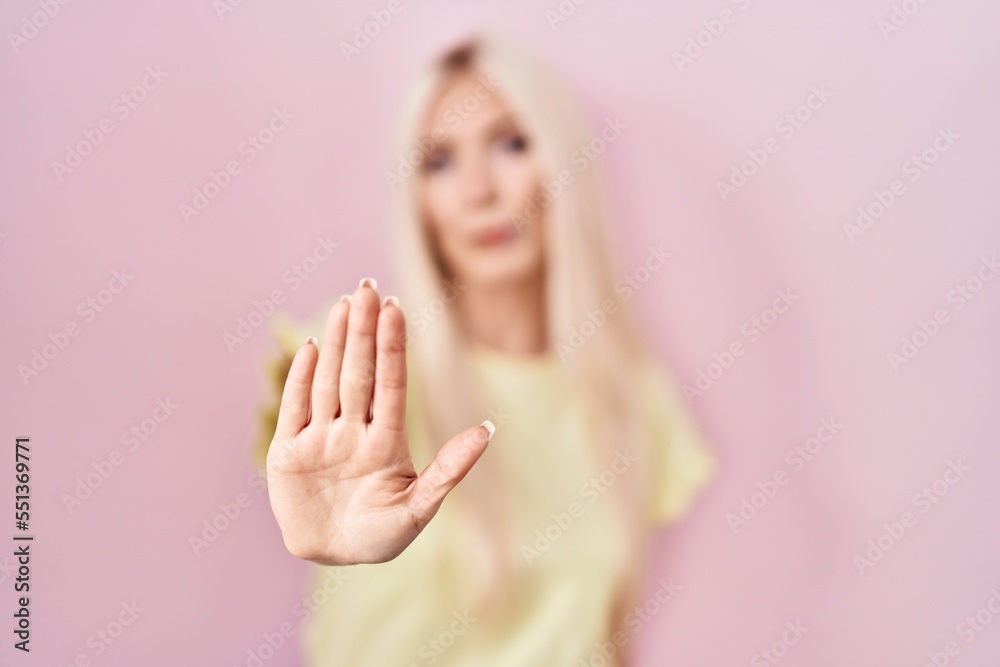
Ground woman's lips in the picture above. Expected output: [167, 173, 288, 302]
[475, 223, 518, 247]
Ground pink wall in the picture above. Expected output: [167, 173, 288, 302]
[2, 0, 999, 664]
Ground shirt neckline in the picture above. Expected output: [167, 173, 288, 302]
[467, 342, 559, 371]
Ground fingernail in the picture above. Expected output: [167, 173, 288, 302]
[480, 420, 496, 442]
[339, 294, 352, 303]
[359, 277, 378, 290]
[305, 336, 318, 347]
[382, 295, 399, 308]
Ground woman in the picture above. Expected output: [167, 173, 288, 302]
[255, 31, 717, 666]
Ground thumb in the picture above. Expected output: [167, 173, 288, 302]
[408, 421, 494, 530]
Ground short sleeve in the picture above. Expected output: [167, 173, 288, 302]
[639, 360, 719, 526]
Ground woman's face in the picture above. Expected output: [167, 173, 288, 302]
[418, 69, 546, 289]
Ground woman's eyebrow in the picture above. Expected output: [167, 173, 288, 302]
[414, 113, 520, 149]
[484, 114, 519, 135]
[417, 133, 450, 151]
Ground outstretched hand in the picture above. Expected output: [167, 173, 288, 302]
[265, 278, 493, 565]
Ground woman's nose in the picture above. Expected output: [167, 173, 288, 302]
[460, 156, 496, 206]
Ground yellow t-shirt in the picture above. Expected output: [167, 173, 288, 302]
[252, 316, 717, 666]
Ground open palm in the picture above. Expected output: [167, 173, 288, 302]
[265, 278, 492, 565]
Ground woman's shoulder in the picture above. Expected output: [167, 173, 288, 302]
[632, 351, 719, 525]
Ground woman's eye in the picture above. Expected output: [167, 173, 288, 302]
[425, 152, 451, 173]
[499, 135, 527, 153]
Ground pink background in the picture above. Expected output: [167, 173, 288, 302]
[2, 0, 999, 664]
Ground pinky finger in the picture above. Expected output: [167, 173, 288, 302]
[274, 338, 319, 440]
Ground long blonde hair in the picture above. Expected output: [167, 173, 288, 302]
[389, 31, 655, 655]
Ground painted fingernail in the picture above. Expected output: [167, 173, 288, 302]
[339, 294, 352, 303]
[382, 295, 399, 308]
[305, 336, 318, 347]
[480, 420, 496, 442]
[359, 277, 378, 290]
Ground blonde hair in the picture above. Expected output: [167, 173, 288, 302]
[389, 31, 656, 656]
